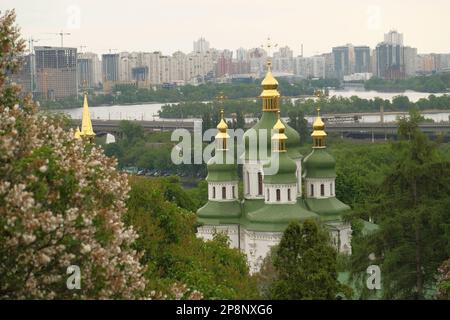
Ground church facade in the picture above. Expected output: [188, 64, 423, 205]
[197, 62, 352, 273]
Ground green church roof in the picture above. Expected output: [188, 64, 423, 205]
[243, 112, 302, 161]
[206, 152, 239, 182]
[305, 197, 350, 220]
[197, 200, 242, 224]
[242, 198, 319, 232]
[263, 151, 298, 184]
[303, 148, 337, 179]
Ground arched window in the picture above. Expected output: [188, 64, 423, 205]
[288, 189, 291, 201]
[222, 186, 226, 199]
[232, 186, 235, 198]
[310, 184, 314, 197]
[258, 172, 263, 195]
[320, 184, 325, 196]
[246, 171, 250, 194]
[276, 189, 281, 202]
[212, 187, 216, 199]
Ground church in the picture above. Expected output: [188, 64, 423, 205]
[197, 61, 353, 273]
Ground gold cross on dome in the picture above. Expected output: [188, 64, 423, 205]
[261, 37, 278, 58]
[314, 89, 324, 99]
[216, 92, 226, 104]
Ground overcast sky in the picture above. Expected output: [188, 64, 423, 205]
[3, 0, 450, 56]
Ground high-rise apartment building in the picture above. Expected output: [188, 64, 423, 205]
[34, 46, 77, 99]
[77, 52, 101, 89]
[193, 37, 210, 54]
[384, 30, 404, 46]
[375, 31, 417, 79]
[354, 46, 371, 73]
[332, 45, 355, 79]
[102, 53, 120, 82]
[403, 47, 418, 77]
[215, 50, 233, 77]
[294, 55, 325, 79]
[273, 46, 294, 73]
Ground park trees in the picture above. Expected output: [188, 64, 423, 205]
[268, 220, 341, 299]
[350, 108, 450, 299]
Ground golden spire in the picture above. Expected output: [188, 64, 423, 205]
[260, 37, 280, 112]
[260, 61, 280, 112]
[311, 105, 327, 148]
[215, 108, 229, 150]
[74, 126, 81, 140]
[272, 111, 287, 152]
[80, 93, 95, 138]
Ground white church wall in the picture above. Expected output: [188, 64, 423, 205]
[243, 162, 264, 199]
[327, 222, 352, 255]
[295, 159, 302, 197]
[264, 184, 297, 204]
[197, 224, 240, 249]
[242, 229, 283, 274]
[305, 178, 336, 198]
[208, 182, 239, 201]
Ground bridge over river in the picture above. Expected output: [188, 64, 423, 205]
[73, 119, 450, 141]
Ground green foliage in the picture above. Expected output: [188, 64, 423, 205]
[365, 74, 450, 93]
[159, 94, 450, 120]
[287, 109, 309, 145]
[39, 78, 340, 109]
[125, 176, 259, 299]
[269, 220, 341, 300]
[349, 110, 450, 299]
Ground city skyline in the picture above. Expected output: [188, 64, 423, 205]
[4, 0, 450, 56]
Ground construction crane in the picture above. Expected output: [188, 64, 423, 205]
[45, 31, 71, 47]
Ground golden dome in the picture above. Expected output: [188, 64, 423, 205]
[272, 111, 287, 152]
[216, 109, 228, 131]
[216, 109, 230, 140]
[261, 61, 278, 89]
[273, 111, 285, 132]
[311, 107, 327, 147]
[312, 107, 325, 131]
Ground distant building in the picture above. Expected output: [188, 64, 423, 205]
[11, 54, 34, 94]
[77, 52, 101, 89]
[343, 73, 373, 82]
[102, 53, 120, 82]
[34, 46, 77, 99]
[215, 50, 233, 77]
[403, 47, 418, 77]
[294, 55, 325, 79]
[322, 52, 335, 79]
[247, 48, 267, 75]
[193, 37, 210, 54]
[332, 45, 355, 79]
[374, 30, 419, 79]
[354, 46, 371, 73]
[273, 46, 294, 73]
[375, 43, 405, 80]
[384, 30, 404, 46]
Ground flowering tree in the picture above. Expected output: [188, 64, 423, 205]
[436, 260, 450, 300]
[0, 10, 147, 299]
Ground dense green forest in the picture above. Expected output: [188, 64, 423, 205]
[158, 94, 450, 119]
[365, 74, 450, 93]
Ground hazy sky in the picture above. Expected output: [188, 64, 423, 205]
[3, 0, 450, 56]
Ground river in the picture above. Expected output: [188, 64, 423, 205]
[54, 89, 449, 124]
